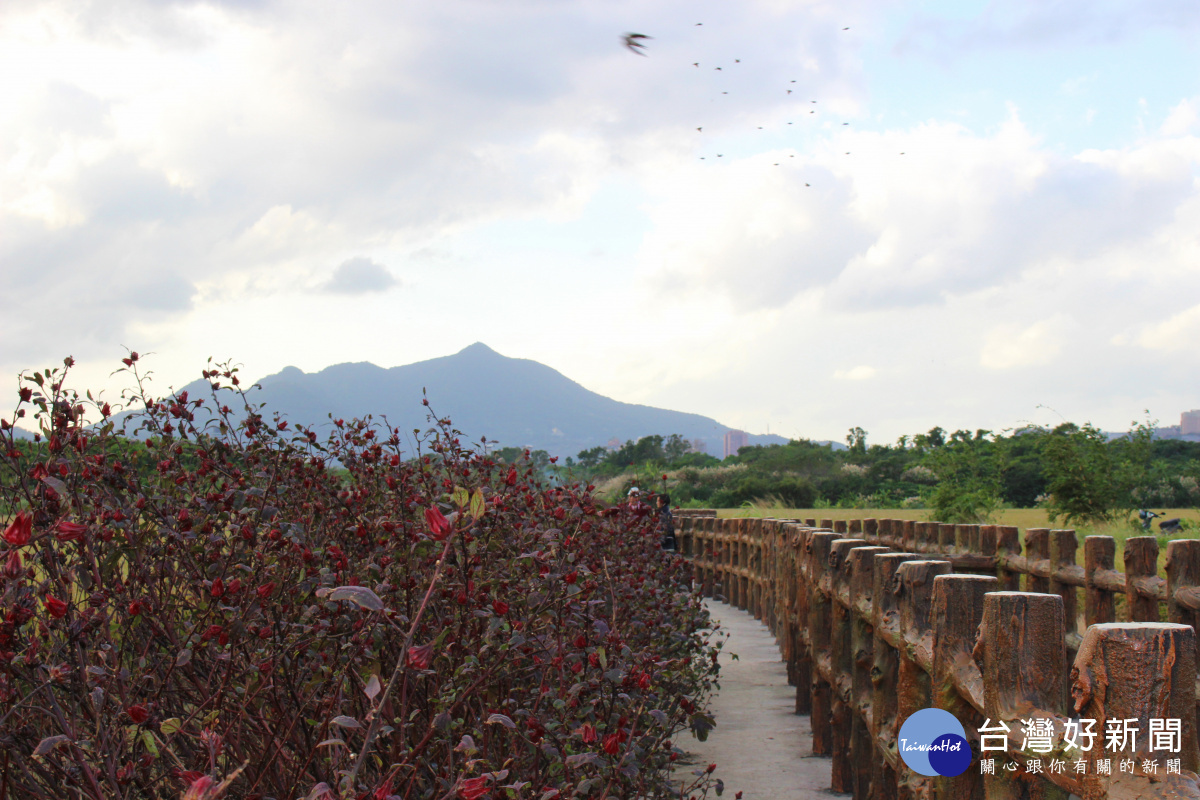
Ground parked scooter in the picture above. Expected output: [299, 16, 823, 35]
[1139, 509, 1183, 534]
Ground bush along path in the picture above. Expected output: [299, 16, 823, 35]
[680, 601, 840, 800]
[0, 356, 726, 800]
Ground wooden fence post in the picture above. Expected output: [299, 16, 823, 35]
[872, 553, 924, 800]
[1049, 529, 1080, 651]
[896, 559, 952, 798]
[1084, 536, 1117, 627]
[808, 531, 842, 756]
[1123, 536, 1160, 623]
[830, 537, 868, 793]
[931, 574, 996, 800]
[1072, 623, 1199, 799]
[850, 545, 891, 800]
[1025, 528, 1051, 594]
[791, 525, 813, 714]
[994, 526, 1021, 591]
[979, 592, 1069, 800]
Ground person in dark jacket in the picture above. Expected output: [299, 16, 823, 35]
[657, 493, 676, 551]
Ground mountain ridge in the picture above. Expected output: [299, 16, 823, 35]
[115, 343, 787, 459]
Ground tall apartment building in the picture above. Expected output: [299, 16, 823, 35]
[723, 429, 748, 459]
[1183, 410, 1200, 436]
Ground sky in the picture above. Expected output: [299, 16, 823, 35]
[3, 0, 1200, 447]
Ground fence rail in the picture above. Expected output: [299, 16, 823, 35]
[675, 512, 1200, 800]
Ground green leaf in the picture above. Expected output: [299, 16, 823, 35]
[470, 488, 486, 520]
[159, 718, 182, 736]
[452, 486, 469, 507]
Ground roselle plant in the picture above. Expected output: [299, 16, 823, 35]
[0, 357, 723, 800]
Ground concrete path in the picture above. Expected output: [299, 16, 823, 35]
[678, 600, 846, 799]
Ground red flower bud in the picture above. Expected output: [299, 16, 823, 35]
[407, 643, 434, 670]
[492, 600, 508, 615]
[458, 776, 490, 800]
[602, 733, 622, 755]
[182, 775, 214, 800]
[53, 519, 88, 543]
[127, 704, 149, 724]
[2, 512, 32, 546]
[5, 549, 22, 579]
[578, 723, 598, 743]
[505, 467, 517, 486]
[45, 595, 68, 618]
[424, 507, 452, 540]
[210, 578, 224, 598]
[256, 582, 276, 599]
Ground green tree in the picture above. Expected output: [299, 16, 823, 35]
[1040, 422, 1142, 526]
[920, 429, 1004, 523]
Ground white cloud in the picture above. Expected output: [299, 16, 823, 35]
[1135, 305, 1200, 352]
[833, 365, 876, 380]
[980, 319, 1069, 370]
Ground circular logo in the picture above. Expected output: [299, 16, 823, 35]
[897, 708, 971, 777]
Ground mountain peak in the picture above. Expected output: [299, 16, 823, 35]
[457, 342, 501, 358]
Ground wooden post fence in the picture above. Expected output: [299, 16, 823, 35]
[674, 512, 1200, 799]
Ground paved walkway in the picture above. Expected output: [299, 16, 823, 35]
[679, 600, 846, 799]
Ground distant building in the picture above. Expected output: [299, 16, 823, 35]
[689, 438, 707, 454]
[723, 429, 748, 459]
[1183, 410, 1200, 436]
[606, 437, 621, 451]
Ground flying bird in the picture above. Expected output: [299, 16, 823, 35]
[623, 33, 652, 55]
[693, 62, 699, 67]
[697, 127, 702, 131]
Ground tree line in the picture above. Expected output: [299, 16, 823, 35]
[563, 422, 1200, 525]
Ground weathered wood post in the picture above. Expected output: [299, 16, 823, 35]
[830, 537, 868, 793]
[793, 525, 813, 715]
[1072, 623, 1199, 799]
[1166, 538, 1200, 743]
[896, 559, 952, 798]
[938, 523, 957, 556]
[872, 553, 923, 800]
[901, 520, 917, 554]
[850, 545, 891, 800]
[1048, 529, 1080, 651]
[809, 531, 842, 756]
[931, 574, 996, 800]
[1123, 536, 1160, 622]
[1025, 528, 1051, 594]
[979, 592, 1069, 800]
[1083, 535, 1117, 627]
[994, 526, 1022, 591]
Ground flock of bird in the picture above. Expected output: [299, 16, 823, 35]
[622, 26, 906, 175]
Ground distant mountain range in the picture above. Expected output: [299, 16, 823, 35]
[109, 343, 787, 459]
